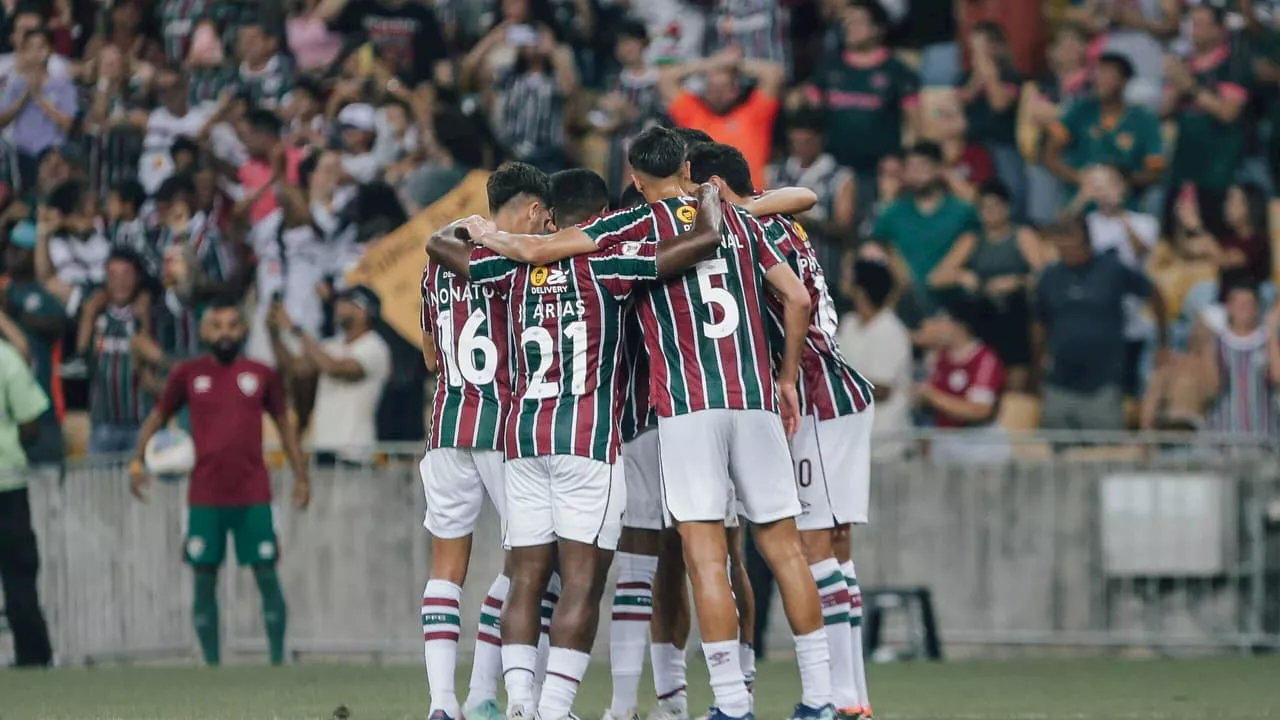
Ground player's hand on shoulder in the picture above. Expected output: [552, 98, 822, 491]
[292, 471, 311, 511]
[457, 215, 494, 243]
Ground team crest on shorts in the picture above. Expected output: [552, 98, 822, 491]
[187, 537, 206, 559]
[237, 372, 260, 396]
[258, 541, 275, 560]
[676, 205, 697, 225]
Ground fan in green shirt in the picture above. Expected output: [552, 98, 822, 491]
[0, 339, 51, 493]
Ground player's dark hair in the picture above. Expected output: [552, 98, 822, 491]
[686, 143, 754, 197]
[550, 169, 610, 228]
[1098, 52, 1135, 81]
[671, 127, 714, 155]
[107, 246, 144, 276]
[47, 180, 83, 216]
[487, 162, 551, 214]
[850, 0, 890, 32]
[617, 18, 649, 44]
[246, 109, 283, 136]
[906, 141, 943, 165]
[629, 126, 687, 179]
[110, 179, 146, 212]
[617, 183, 646, 209]
[787, 107, 826, 134]
[853, 259, 894, 309]
[207, 295, 244, 313]
[155, 174, 196, 205]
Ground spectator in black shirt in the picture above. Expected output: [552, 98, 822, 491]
[317, 0, 451, 88]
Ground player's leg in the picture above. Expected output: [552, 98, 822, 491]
[0, 487, 53, 666]
[465, 450, 515, 720]
[533, 565, 563, 702]
[421, 448, 489, 718]
[730, 411, 831, 716]
[184, 505, 229, 665]
[501, 458, 558, 718]
[233, 504, 286, 666]
[648, 527, 690, 720]
[658, 411, 751, 719]
[725, 513, 756, 697]
[792, 415, 859, 713]
[608, 430, 665, 720]
[539, 456, 626, 720]
[832, 527, 869, 718]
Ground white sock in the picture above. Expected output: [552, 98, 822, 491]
[842, 560, 870, 711]
[422, 579, 463, 715]
[810, 559, 857, 708]
[702, 639, 750, 717]
[534, 572, 562, 697]
[466, 573, 508, 707]
[610, 552, 658, 716]
[795, 628, 832, 709]
[538, 646, 591, 720]
[739, 642, 756, 689]
[649, 642, 688, 711]
[502, 644, 539, 712]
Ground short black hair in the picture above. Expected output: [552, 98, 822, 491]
[671, 127, 714, 154]
[47, 180, 83, 216]
[550, 169, 610, 228]
[906, 141, 944, 165]
[939, 295, 982, 333]
[629, 126, 688, 179]
[110, 179, 146, 211]
[170, 135, 200, 159]
[293, 76, 324, 101]
[1042, 215, 1091, 246]
[1190, 3, 1226, 25]
[787, 107, 826, 134]
[246, 109, 283, 136]
[487, 162, 551, 214]
[207, 295, 244, 313]
[107, 246, 144, 275]
[1097, 52, 1135, 81]
[154, 174, 196, 205]
[686, 142, 754, 197]
[22, 27, 54, 46]
[853, 260, 894, 308]
[1219, 271, 1260, 303]
[849, 0, 890, 31]
[979, 180, 1011, 203]
[617, 183, 645, 209]
[617, 18, 648, 43]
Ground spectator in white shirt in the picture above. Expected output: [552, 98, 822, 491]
[268, 285, 391, 467]
[35, 180, 110, 316]
[837, 259, 913, 458]
[336, 103, 382, 184]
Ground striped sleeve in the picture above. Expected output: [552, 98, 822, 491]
[469, 246, 516, 293]
[420, 264, 432, 333]
[750, 213, 785, 272]
[579, 204, 655, 247]
[588, 238, 660, 299]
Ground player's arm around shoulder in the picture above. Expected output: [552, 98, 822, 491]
[739, 186, 818, 218]
[654, 183, 725, 279]
[477, 226, 597, 266]
[426, 215, 492, 278]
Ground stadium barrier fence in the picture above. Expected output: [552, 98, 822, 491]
[15, 431, 1280, 665]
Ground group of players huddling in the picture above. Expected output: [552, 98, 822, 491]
[419, 126, 876, 720]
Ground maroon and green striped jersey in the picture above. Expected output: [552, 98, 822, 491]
[581, 197, 786, 417]
[468, 237, 661, 463]
[421, 260, 511, 452]
[759, 214, 874, 419]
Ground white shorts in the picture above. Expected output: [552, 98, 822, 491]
[505, 455, 626, 550]
[791, 407, 874, 530]
[420, 447, 506, 540]
[657, 409, 800, 526]
[622, 429, 663, 531]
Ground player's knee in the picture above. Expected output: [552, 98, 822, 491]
[752, 518, 806, 565]
[799, 529, 834, 565]
[428, 536, 472, 585]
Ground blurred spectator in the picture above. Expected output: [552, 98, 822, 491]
[901, 0, 959, 87]
[1193, 279, 1279, 434]
[767, 108, 856, 303]
[235, 21, 293, 111]
[709, 0, 788, 67]
[632, 0, 708, 67]
[287, 0, 345, 74]
[37, 180, 110, 318]
[871, 142, 981, 324]
[1035, 217, 1168, 431]
[1064, 0, 1175, 107]
[237, 110, 304, 224]
[592, 20, 666, 193]
[929, 90, 993, 203]
[1160, 5, 1249, 231]
[927, 180, 1044, 391]
[1044, 53, 1164, 205]
[137, 68, 227, 195]
[1026, 22, 1092, 225]
[837, 259, 912, 458]
[958, 22, 1025, 219]
[0, 28, 77, 186]
[916, 298, 1008, 462]
[318, 0, 451, 87]
[958, 0, 1047, 79]
[0, 5, 71, 81]
[77, 249, 152, 455]
[2, 220, 65, 475]
[0, 335, 52, 667]
[402, 108, 485, 212]
[1196, 182, 1273, 289]
[268, 285, 390, 466]
[661, 45, 784, 188]
[104, 179, 148, 252]
[802, 0, 920, 206]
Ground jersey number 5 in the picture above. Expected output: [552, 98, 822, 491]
[696, 259, 741, 339]
[437, 309, 498, 386]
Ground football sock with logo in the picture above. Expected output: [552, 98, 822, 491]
[422, 579, 463, 716]
[650, 643, 688, 711]
[538, 646, 591, 720]
[467, 573, 509, 707]
[703, 639, 751, 717]
[794, 628, 832, 709]
[610, 552, 658, 716]
[192, 568, 220, 666]
[810, 559, 857, 708]
[842, 560, 870, 711]
[533, 572, 562, 697]
[503, 644, 539, 712]
[252, 565, 287, 666]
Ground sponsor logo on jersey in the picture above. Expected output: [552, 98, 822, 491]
[793, 221, 810, 244]
[621, 241, 642, 256]
[676, 205, 697, 225]
[530, 266, 569, 295]
[194, 375, 212, 393]
[237, 372, 261, 396]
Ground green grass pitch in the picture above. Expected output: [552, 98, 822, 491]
[3, 657, 1280, 720]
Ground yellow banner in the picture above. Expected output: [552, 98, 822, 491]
[345, 171, 491, 344]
